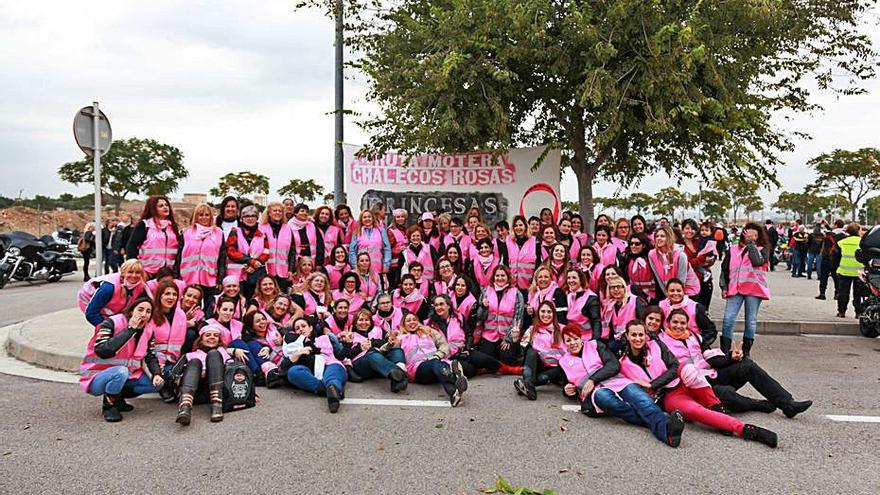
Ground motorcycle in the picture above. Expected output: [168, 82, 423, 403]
[856, 225, 880, 338]
[0, 231, 77, 289]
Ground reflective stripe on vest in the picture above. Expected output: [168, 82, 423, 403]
[837, 236, 862, 277]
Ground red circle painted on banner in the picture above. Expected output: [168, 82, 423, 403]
[519, 183, 560, 222]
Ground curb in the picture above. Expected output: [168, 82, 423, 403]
[711, 320, 860, 337]
[4, 321, 82, 373]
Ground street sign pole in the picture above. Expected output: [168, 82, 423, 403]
[333, 0, 345, 206]
[92, 102, 103, 277]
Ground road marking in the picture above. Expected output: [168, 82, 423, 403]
[826, 415, 880, 423]
[561, 405, 580, 412]
[341, 398, 451, 408]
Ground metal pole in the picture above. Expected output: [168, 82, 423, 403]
[93, 101, 103, 277]
[333, 0, 345, 205]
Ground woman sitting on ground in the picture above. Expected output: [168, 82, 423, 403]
[514, 301, 567, 401]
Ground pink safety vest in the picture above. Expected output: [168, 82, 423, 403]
[179, 227, 224, 287]
[77, 273, 149, 318]
[393, 289, 425, 315]
[452, 293, 476, 323]
[314, 334, 343, 367]
[259, 222, 293, 278]
[433, 276, 456, 298]
[627, 257, 656, 300]
[601, 296, 638, 341]
[293, 221, 318, 259]
[226, 227, 268, 281]
[531, 324, 564, 367]
[658, 331, 718, 383]
[659, 298, 700, 335]
[301, 290, 327, 316]
[506, 237, 538, 290]
[331, 289, 365, 315]
[324, 315, 351, 336]
[205, 318, 243, 345]
[372, 308, 404, 334]
[79, 314, 153, 392]
[317, 224, 342, 263]
[388, 226, 408, 269]
[147, 306, 187, 367]
[350, 329, 384, 362]
[442, 233, 472, 259]
[471, 257, 498, 288]
[727, 244, 770, 300]
[325, 262, 350, 290]
[618, 340, 680, 391]
[400, 332, 449, 381]
[484, 287, 518, 342]
[213, 294, 245, 320]
[558, 340, 632, 413]
[527, 282, 559, 314]
[145, 278, 187, 298]
[426, 316, 465, 356]
[252, 315, 284, 364]
[357, 271, 380, 301]
[356, 227, 384, 274]
[137, 218, 179, 274]
[184, 346, 232, 373]
[576, 262, 604, 293]
[404, 244, 434, 281]
[566, 290, 596, 339]
[593, 242, 618, 267]
[648, 246, 701, 297]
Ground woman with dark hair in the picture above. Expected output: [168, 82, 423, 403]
[288, 203, 319, 261]
[592, 225, 618, 267]
[425, 293, 473, 377]
[349, 210, 392, 288]
[614, 218, 632, 245]
[238, 310, 286, 388]
[648, 224, 701, 300]
[621, 232, 656, 303]
[313, 205, 343, 267]
[225, 205, 269, 299]
[324, 245, 351, 290]
[600, 277, 646, 353]
[441, 217, 472, 261]
[443, 243, 465, 275]
[474, 264, 524, 374]
[393, 274, 429, 320]
[528, 216, 542, 237]
[564, 268, 601, 340]
[146, 280, 187, 402]
[506, 215, 539, 292]
[539, 207, 554, 226]
[334, 204, 355, 247]
[353, 251, 383, 304]
[541, 243, 571, 287]
[216, 196, 241, 239]
[432, 256, 458, 298]
[514, 300, 566, 400]
[570, 214, 590, 247]
[575, 245, 604, 293]
[681, 218, 717, 309]
[555, 217, 581, 260]
[526, 266, 568, 324]
[125, 196, 180, 277]
[400, 226, 437, 282]
[659, 279, 716, 341]
[372, 292, 405, 333]
[246, 274, 281, 314]
[468, 238, 498, 288]
[720, 221, 771, 355]
[341, 308, 408, 392]
[282, 198, 295, 221]
[419, 212, 442, 252]
[282, 317, 348, 413]
[80, 297, 164, 422]
[332, 272, 366, 314]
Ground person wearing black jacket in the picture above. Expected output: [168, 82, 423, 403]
[338, 308, 409, 392]
[816, 223, 838, 300]
[80, 222, 96, 281]
[764, 220, 779, 271]
[805, 224, 824, 279]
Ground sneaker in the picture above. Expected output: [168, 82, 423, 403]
[743, 424, 778, 448]
[449, 388, 463, 407]
[666, 410, 686, 448]
[326, 384, 341, 413]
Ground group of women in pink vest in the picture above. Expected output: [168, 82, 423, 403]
[77, 196, 810, 447]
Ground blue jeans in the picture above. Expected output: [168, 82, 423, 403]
[722, 294, 763, 340]
[790, 250, 803, 276]
[86, 366, 159, 396]
[286, 363, 347, 394]
[230, 339, 267, 373]
[592, 383, 668, 443]
[805, 252, 820, 278]
[352, 348, 405, 379]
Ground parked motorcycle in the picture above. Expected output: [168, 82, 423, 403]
[0, 231, 77, 289]
[856, 225, 880, 338]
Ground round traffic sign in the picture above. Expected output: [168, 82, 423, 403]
[73, 106, 112, 157]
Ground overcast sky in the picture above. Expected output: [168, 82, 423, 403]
[2, 1, 878, 210]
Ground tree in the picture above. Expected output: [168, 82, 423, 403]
[809, 148, 880, 219]
[59, 137, 187, 212]
[651, 188, 690, 220]
[865, 196, 880, 226]
[713, 177, 763, 223]
[699, 189, 732, 220]
[278, 179, 326, 204]
[300, 0, 875, 232]
[561, 200, 579, 213]
[626, 193, 654, 216]
[323, 192, 336, 204]
[774, 191, 849, 222]
[210, 172, 270, 199]
[742, 195, 764, 221]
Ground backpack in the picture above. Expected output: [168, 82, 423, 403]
[77, 235, 88, 253]
[222, 361, 256, 413]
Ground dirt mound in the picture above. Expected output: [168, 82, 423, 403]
[0, 202, 198, 236]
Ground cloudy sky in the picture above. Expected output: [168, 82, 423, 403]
[2, 1, 878, 210]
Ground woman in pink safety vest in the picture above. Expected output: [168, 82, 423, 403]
[541, 243, 572, 289]
[325, 245, 351, 290]
[450, 275, 479, 336]
[425, 294, 474, 378]
[648, 224, 701, 300]
[174, 324, 238, 425]
[409, 262, 432, 300]
[313, 205, 343, 268]
[246, 274, 281, 315]
[390, 311, 468, 407]
[720, 222, 771, 356]
[592, 225, 619, 268]
[258, 202, 294, 292]
[341, 308, 408, 392]
[441, 217, 472, 263]
[288, 203, 318, 261]
[473, 265, 525, 375]
[179, 285, 205, 353]
[433, 256, 458, 299]
[179, 204, 225, 305]
[385, 208, 409, 287]
[324, 298, 353, 336]
[620, 319, 778, 447]
[349, 210, 392, 286]
[621, 232, 657, 303]
[469, 238, 499, 289]
[506, 215, 539, 291]
[614, 217, 632, 246]
[238, 310, 286, 388]
[659, 279, 717, 340]
[467, 222, 495, 261]
[225, 206, 270, 299]
[211, 276, 247, 321]
[125, 196, 180, 276]
[564, 268, 601, 340]
[538, 224, 558, 263]
[574, 245, 604, 294]
[334, 204, 355, 248]
[372, 293, 404, 334]
[630, 215, 651, 242]
[81, 259, 150, 327]
[555, 217, 581, 261]
[569, 214, 591, 248]
[599, 277, 646, 354]
[288, 256, 316, 294]
[79, 298, 164, 422]
[333, 272, 366, 315]
[643, 307, 811, 418]
[393, 274, 429, 320]
[291, 272, 332, 322]
[400, 226, 437, 281]
[514, 300, 567, 400]
[282, 317, 348, 413]
[527, 266, 569, 324]
[557, 323, 685, 447]
[443, 243, 465, 276]
[418, 212, 442, 252]
[353, 251, 383, 304]
[146, 280, 188, 402]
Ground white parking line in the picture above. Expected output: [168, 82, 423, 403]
[341, 398, 451, 408]
[825, 415, 880, 423]
[561, 405, 580, 412]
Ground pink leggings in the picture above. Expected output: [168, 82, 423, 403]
[662, 385, 745, 436]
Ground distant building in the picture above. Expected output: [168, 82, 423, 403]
[253, 195, 267, 207]
[182, 193, 208, 205]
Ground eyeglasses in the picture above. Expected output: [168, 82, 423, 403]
[630, 242, 642, 247]
[609, 285, 625, 290]
[242, 215, 258, 219]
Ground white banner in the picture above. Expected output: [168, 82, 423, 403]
[344, 145, 561, 225]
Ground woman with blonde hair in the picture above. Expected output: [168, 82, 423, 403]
[79, 258, 150, 326]
[292, 272, 333, 321]
[348, 210, 392, 287]
[648, 225, 701, 300]
[80, 222, 97, 281]
[179, 204, 225, 306]
[289, 255, 316, 293]
[258, 201, 295, 292]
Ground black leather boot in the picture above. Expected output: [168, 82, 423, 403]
[742, 337, 754, 357]
[782, 400, 813, 419]
[720, 336, 732, 355]
[209, 384, 224, 422]
[176, 359, 202, 426]
[743, 424, 777, 448]
[388, 367, 408, 393]
[513, 378, 537, 400]
[266, 368, 285, 389]
[176, 393, 194, 426]
[326, 384, 341, 413]
[102, 395, 122, 422]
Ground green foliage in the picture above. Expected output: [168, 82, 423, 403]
[277, 179, 326, 204]
[626, 193, 654, 215]
[298, 0, 876, 229]
[480, 476, 557, 495]
[323, 192, 336, 204]
[210, 172, 270, 199]
[698, 189, 731, 220]
[561, 200, 579, 213]
[809, 148, 880, 219]
[58, 137, 187, 212]
[773, 191, 850, 222]
[713, 177, 762, 222]
[865, 196, 880, 225]
[651, 187, 691, 219]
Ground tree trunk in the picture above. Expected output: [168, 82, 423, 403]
[570, 118, 604, 234]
